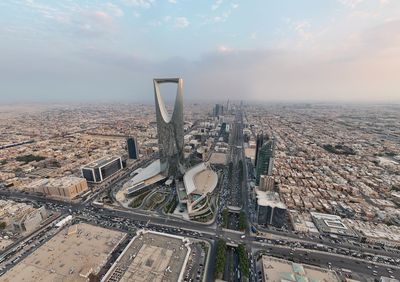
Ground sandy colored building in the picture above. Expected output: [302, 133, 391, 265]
[1, 223, 126, 282]
[0, 200, 47, 233]
[28, 176, 88, 200]
[261, 255, 339, 282]
[102, 230, 191, 282]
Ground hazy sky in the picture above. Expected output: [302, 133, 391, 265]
[0, 0, 399, 103]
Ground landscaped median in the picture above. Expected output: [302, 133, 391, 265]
[237, 244, 249, 277]
[214, 239, 227, 279]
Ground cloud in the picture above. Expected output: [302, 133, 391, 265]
[277, 18, 317, 49]
[212, 10, 232, 23]
[92, 11, 113, 25]
[122, 0, 155, 9]
[168, 0, 177, 4]
[337, 0, 365, 8]
[17, 1, 122, 38]
[212, 0, 223, 11]
[103, 3, 124, 17]
[151, 16, 189, 28]
[70, 9, 119, 37]
[174, 17, 189, 28]
[2, 27, 400, 103]
[217, 45, 233, 53]
[44, 20, 400, 102]
[23, 0, 68, 21]
[2, 0, 400, 103]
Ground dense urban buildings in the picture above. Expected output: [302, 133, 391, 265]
[0, 200, 47, 234]
[0, 102, 400, 282]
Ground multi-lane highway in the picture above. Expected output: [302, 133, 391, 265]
[1, 184, 400, 282]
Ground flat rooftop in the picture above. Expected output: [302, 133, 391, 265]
[209, 152, 227, 165]
[30, 176, 86, 188]
[125, 159, 164, 188]
[255, 189, 286, 209]
[184, 162, 218, 196]
[102, 230, 190, 282]
[311, 212, 357, 237]
[261, 255, 339, 282]
[83, 156, 121, 169]
[193, 168, 218, 195]
[1, 223, 126, 282]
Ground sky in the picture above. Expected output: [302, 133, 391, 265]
[0, 0, 399, 103]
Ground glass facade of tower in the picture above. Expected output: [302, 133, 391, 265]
[127, 137, 138, 159]
[154, 78, 185, 177]
[81, 156, 123, 183]
[255, 140, 274, 185]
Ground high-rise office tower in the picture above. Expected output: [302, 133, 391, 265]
[154, 78, 185, 177]
[255, 138, 274, 185]
[81, 156, 123, 183]
[127, 137, 139, 160]
[254, 132, 264, 168]
[213, 104, 224, 117]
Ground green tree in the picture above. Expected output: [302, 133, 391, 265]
[228, 162, 233, 178]
[237, 244, 249, 277]
[238, 160, 244, 182]
[214, 239, 227, 279]
[16, 154, 46, 163]
[222, 209, 228, 228]
[238, 211, 247, 231]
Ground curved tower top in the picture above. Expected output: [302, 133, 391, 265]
[153, 78, 185, 177]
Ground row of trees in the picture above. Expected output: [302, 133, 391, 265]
[238, 160, 244, 183]
[238, 211, 247, 231]
[214, 239, 227, 279]
[228, 161, 233, 179]
[222, 209, 228, 228]
[237, 244, 250, 277]
[164, 195, 178, 213]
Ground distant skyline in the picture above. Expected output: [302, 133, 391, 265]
[0, 0, 399, 103]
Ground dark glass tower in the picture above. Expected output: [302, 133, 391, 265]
[255, 138, 274, 185]
[213, 104, 224, 117]
[254, 132, 264, 168]
[127, 137, 138, 159]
